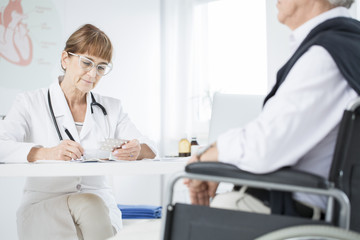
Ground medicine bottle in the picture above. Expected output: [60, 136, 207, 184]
[191, 137, 199, 146]
[178, 137, 191, 157]
[190, 137, 200, 156]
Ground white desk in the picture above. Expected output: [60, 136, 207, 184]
[0, 159, 187, 177]
[0, 159, 187, 239]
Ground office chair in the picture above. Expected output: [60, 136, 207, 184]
[161, 97, 360, 240]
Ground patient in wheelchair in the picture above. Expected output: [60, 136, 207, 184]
[185, 0, 360, 221]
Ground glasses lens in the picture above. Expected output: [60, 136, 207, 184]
[79, 56, 94, 71]
[97, 64, 112, 76]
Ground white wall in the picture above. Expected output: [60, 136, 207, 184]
[266, 0, 291, 89]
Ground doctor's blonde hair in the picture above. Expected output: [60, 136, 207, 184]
[62, 24, 113, 70]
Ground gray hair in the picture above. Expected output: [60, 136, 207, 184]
[328, 0, 354, 8]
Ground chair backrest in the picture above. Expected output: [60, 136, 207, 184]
[208, 93, 263, 144]
[329, 97, 360, 232]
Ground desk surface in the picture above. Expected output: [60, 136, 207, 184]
[0, 159, 187, 177]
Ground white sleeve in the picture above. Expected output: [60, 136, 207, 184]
[114, 103, 158, 157]
[217, 46, 356, 173]
[0, 94, 39, 162]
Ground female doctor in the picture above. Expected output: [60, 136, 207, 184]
[0, 24, 157, 240]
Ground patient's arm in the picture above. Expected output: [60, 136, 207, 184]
[184, 143, 219, 205]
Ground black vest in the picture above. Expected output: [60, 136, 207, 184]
[265, 17, 360, 216]
[264, 17, 360, 106]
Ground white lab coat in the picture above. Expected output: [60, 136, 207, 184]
[0, 77, 158, 239]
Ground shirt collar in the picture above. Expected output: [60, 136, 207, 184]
[49, 76, 94, 142]
[48, 76, 68, 117]
[289, 7, 351, 52]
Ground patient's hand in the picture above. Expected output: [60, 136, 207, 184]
[184, 143, 220, 205]
[186, 179, 219, 206]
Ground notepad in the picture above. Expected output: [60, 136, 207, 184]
[71, 158, 103, 163]
[34, 160, 73, 163]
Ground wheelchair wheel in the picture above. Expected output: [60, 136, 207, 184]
[255, 225, 360, 240]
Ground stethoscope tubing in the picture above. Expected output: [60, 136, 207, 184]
[48, 90, 63, 141]
[47, 89, 108, 142]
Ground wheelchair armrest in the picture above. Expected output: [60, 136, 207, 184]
[185, 162, 330, 189]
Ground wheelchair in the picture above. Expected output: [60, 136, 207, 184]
[161, 97, 360, 240]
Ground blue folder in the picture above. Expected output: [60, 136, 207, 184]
[117, 204, 162, 219]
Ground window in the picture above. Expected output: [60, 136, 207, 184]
[160, 0, 268, 154]
[191, 0, 267, 123]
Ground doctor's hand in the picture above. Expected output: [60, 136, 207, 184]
[27, 140, 84, 162]
[111, 139, 141, 161]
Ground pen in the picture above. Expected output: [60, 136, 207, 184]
[63, 128, 85, 161]
[64, 128, 75, 141]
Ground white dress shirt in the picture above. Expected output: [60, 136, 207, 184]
[0, 77, 158, 233]
[217, 7, 357, 209]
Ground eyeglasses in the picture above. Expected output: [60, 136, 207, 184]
[68, 52, 112, 76]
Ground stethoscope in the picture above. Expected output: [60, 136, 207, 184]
[47, 89, 110, 141]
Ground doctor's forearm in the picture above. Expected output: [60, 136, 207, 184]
[138, 144, 156, 159]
